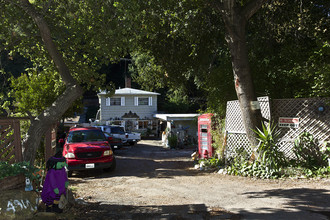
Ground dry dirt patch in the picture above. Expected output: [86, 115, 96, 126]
[69, 140, 330, 219]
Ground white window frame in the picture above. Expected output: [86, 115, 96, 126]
[134, 97, 138, 106]
[106, 97, 110, 106]
[121, 97, 125, 106]
[106, 97, 124, 106]
[134, 96, 153, 106]
[148, 97, 152, 106]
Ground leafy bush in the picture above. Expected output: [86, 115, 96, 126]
[254, 122, 287, 170]
[0, 161, 43, 185]
[227, 122, 286, 179]
[293, 132, 329, 169]
[199, 157, 223, 170]
[168, 134, 178, 148]
[210, 115, 226, 162]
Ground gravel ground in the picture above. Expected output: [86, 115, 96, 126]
[67, 140, 330, 220]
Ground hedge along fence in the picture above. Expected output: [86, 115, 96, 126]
[225, 97, 330, 159]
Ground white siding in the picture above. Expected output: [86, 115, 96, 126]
[99, 94, 158, 122]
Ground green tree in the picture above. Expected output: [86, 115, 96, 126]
[130, 0, 329, 145]
[248, 0, 330, 98]
[0, 0, 131, 163]
[130, 0, 266, 146]
[0, 50, 30, 114]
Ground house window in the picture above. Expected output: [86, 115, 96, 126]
[111, 98, 121, 106]
[138, 97, 149, 106]
[106, 97, 125, 106]
[138, 121, 149, 129]
[134, 96, 153, 106]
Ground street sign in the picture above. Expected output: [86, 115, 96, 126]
[278, 117, 299, 128]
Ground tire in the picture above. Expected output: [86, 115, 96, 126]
[104, 157, 116, 172]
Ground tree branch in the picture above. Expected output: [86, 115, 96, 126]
[26, 110, 35, 122]
[242, 0, 268, 20]
[207, 0, 224, 16]
[6, 0, 79, 87]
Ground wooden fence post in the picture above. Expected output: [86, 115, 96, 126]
[45, 124, 57, 162]
[13, 119, 23, 162]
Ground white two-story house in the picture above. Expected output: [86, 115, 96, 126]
[96, 88, 160, 135]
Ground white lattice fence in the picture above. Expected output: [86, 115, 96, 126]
[225, 96, 271, 159]
[225, 97, 330, 159]
[272, 97, 330, 158]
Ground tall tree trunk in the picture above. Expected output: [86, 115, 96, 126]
[23, 85, 83, 164]
[219, 0, 267, 146]
[9, 0, 84, 164]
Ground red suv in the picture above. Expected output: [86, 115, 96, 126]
[62, 126, 116, 176]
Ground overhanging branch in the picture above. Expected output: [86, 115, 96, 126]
[242, 0, 268, 20]
[5, 0, 79, 87]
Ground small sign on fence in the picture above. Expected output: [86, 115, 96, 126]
[278, 117, 299, 128]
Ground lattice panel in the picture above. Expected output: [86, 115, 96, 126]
[225, 100, 245, 133]
[271, 97, 330, 157]
[225, 133, 252, 159]
[278, 141, 295, 158]
[0, 123, 16, 163]
[259, 96, 271, 122]
[225, 97, 330, 160]
[225, 96, 271, 159]
[225, 96, 271, 133]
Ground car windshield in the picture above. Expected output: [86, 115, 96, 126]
[110, 127, 125, 134]
[67, 130, 106, 143]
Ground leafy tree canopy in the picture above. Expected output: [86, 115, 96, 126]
[0, 0, 138, 116]
[129, 0, 329, 115]
[0, 0, 144, 163]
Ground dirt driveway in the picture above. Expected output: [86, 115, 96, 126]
[69, 140, 330, 220]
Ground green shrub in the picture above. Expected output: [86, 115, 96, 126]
[227, 122, 286, 179]
[254, 122, 287, 170]
[210, 115, 226, 162]
[199, 157, 223, 170]
[293, 132, 329, 169]
[0, 161, 43, 185]
[168, 134, 178, 148]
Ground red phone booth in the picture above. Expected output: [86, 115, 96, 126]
[198, 113, 213, 159]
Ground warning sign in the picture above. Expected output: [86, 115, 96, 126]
[279, 117, 299, 128]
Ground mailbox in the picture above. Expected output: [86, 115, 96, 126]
[198, 113, 213, 159]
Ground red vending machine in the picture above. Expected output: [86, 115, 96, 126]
[198, 113, 213, 159]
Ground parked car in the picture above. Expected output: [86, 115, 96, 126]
[61, 126, 116, 176]
[95, 125, 141, 145]
[103, 131, 123, 150]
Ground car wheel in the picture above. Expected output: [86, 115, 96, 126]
[104, 157, 116, 172]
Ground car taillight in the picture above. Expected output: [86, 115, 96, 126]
[65, 152, 75, 159]
[103, 150, 113, 156]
